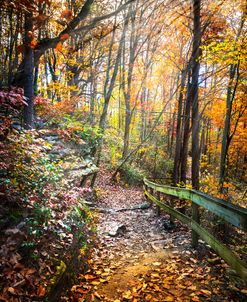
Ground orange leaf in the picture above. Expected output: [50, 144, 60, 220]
[84, 274, 97, 280]
[191, 297, 200, 302]
[37, 285, 46, 297]
[55, 42, 63, 52]
[30, 39, 38, 49]
[60, 9, 72, 20]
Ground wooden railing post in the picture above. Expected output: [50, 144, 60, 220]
[156, 191, 161, 216]
[192, 203, 200, 247]
[169, 197, 175, 225]
[143, 183, 147, 199]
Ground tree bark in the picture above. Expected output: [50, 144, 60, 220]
[191, 0, 201, 247]
[172, 69, 186, 185]
[180, 75, 191, 185]
[122, 3, 138, 159]
[23, 12, 34, 129]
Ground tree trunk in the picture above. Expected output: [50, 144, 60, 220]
[23, 12, 34, 129]
[180, 76, 191, 184]
[191, 0, 201, 247]
[122, 3, 138, 159]
[172, 69, 186, 185]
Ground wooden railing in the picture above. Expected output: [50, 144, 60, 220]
[143, 178, 247, 281]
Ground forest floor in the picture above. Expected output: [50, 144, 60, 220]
[67, 169, 247, 302]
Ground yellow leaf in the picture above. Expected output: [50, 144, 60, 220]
[122, 290, 132, 300]
[101, 272, 110, 277]
[8, 287, 16, 295]
[164, 296, 174, 301]
[200, 289, 212, 296]
[153, 262, 162, 266]
[99, 278, 107, 283]
[90, 281, 100, 286]
[188, 285, 197, 291]
[151, 273, 160, 278]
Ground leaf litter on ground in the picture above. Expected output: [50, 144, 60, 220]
[68, 169, 247, 302]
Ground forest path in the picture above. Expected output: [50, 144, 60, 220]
[69, 170, 246, 302]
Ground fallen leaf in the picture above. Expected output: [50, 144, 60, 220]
[99, 278, 107, 283]
[151, 273, 160, 278]
[25, 268, 37, 275]
[94, 292, 101, 299]
[7, 287, 16, 295]
[200, 289, 212, 296]
[145, 294, 153, 301]
[190, 258, 197, 264]
[37, 285, 46, 297]
[153, 262, 162, 266]
[84, 274, 97, 280]
[90, 281, 100, 286]
[122, 290, 132, 300]
[164, 296, 174, 301]
[191, 296, 200, 302]
[188, 285, 197, 291]
[74, 287, 89, 294]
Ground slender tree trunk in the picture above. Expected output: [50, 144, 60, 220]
[169, 111, 176, 159]
[89, 47, 96, 124]
[23, 12, 34, 129]
[122, 3, 138, 159]
[180, 76, 191, 184]
[173, 69, 186, 185]
[191, 0, 201, 247]
[34, 64, 39, 96]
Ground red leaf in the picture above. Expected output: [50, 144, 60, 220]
[60, 9, 72, 20]
[60, 33, 69, 41]
[37, 285, 46, 297]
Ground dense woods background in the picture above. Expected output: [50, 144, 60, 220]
[0, 0, 246, 301]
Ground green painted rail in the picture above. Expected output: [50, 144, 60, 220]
[143, 178, 247, 281]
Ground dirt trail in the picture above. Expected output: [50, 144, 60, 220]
[69, 172, 247, 302]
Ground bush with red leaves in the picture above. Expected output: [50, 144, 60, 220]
[0, 87, 27, 140]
